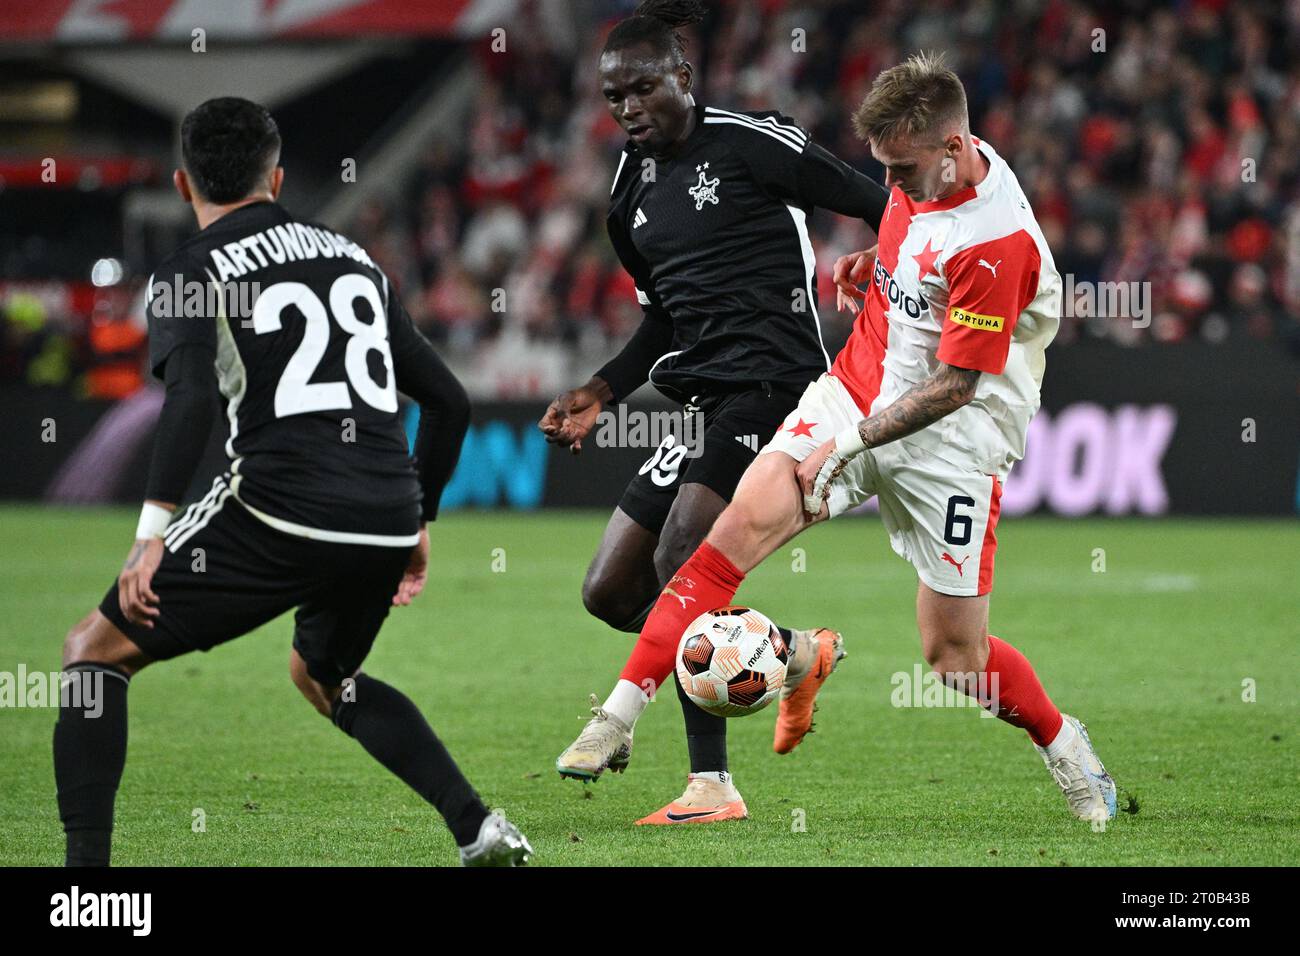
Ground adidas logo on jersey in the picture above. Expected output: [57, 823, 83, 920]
[633, 207, 647, 228]
[735, 434, 761, 451]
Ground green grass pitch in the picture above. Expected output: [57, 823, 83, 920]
[1, 505, 1296, 866]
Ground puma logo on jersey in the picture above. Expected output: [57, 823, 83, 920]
[978, 258, 1002, 277]
[633, 207, 647, 228]
[689, 162, 720, 210]
[941, 552, 970, 576]
[886, 199, 900, 220]
[734, 434, 760, 451]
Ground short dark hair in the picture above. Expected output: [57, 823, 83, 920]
[603, 0, 708, 67]
[180, 97, 281, 204]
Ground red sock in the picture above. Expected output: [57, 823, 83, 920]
[980, 636, 1063, 746]
[619, 541, 746, 695]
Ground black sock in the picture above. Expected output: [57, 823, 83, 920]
[613, 598, 656, 634]
[674, 670, 728, 774]
[53, 663, 130, 867]
[331, 673, 488, 847]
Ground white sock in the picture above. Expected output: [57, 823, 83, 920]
[603, 679, 649, 728]
[1043, 716, 1076, 759]
[690, 770, 730, 786]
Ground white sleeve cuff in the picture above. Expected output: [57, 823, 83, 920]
[833, 424, 867, 459]
[135, 503, 174, 540]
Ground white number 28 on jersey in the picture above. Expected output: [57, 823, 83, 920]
[251, 273, 397, 417]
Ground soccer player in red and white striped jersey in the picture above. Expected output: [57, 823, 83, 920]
[568, 50, 1118, 826]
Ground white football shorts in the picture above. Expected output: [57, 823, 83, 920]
[760, 373, 1003, 597]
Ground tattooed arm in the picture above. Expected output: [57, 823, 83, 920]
[855, 363, 980, 449]
[795, 363, 980, 515]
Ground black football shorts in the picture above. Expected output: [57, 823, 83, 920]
[618, 382, 804, 535]
[99, 477, 411, 687]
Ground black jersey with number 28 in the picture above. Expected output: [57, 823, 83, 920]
[146, 201, 429, 543]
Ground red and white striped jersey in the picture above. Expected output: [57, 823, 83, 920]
[831, 137, 1061, 477]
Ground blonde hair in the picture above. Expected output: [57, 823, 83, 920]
[852, 50, 968, 145]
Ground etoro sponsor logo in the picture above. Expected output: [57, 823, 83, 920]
[873, 256, 929, 319]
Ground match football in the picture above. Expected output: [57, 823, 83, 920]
[676, 606, 789, 717]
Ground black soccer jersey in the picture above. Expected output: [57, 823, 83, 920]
[605, 103, 888, 400]
[146, 202, 432, 543]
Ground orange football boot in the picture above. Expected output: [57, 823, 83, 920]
[773, 628, 846, 754]
[635, 774, 748, 825]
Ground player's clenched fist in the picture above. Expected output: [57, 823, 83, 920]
[539, 383, 604, 455]
[118, 536, 164, 627]
[832, 244, 879, 313]
[795, 439, 837, 517]
[796, 427, 868, 517]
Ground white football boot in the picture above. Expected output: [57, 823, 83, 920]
[1035, 714, 1117, 823]
[459, 812, 533, 867]
[555, 694, 633, 781]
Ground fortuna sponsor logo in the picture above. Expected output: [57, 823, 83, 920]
[49, 886, 151, 936]
[746, 636, 770, 668]
[206, 222, 381, 282]
[872, 256, 929, 319]
[0, 666, 102, 717]
[948, 307, 1005, 332]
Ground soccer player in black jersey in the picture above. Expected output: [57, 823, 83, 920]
[546, 1, 888, 823]
[53, 97, 530, 866]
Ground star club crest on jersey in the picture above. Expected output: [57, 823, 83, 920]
[688, 162, 720, 210]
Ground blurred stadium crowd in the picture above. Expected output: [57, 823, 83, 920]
[5, 0, 1300, 399]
